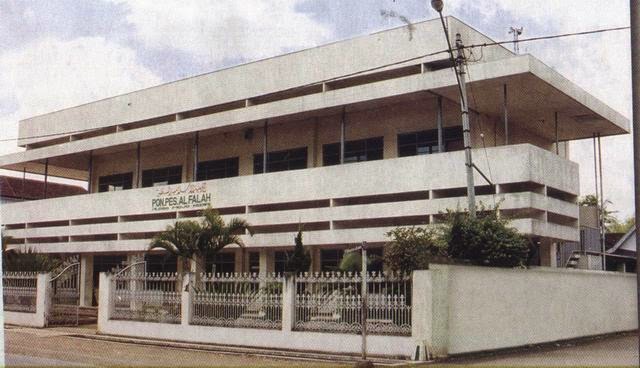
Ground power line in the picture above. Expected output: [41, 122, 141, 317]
[0, 25, 630, 144]
[463, 25, 629, 51]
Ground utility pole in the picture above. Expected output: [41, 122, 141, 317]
[629, 1, 640, 364]
[431, 0, 476, 217]
[455, 33, 477, 217]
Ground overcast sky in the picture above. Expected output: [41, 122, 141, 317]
[0, 0, 633, 219]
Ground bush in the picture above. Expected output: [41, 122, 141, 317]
[383, 227, 444, 273]
[443, 209, 530, 268]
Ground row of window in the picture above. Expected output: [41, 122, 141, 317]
[97, 127, 463, 191]
[143, 249, 384, 274]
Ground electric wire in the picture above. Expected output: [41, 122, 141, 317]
[0, 25, 630, 144]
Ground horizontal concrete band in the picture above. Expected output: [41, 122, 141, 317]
[2, 145, 580, 252]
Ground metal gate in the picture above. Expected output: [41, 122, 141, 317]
[48, 262, 80, 326]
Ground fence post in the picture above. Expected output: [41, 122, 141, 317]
[98, 272, 111, 331]
[181, 272, 193, 326]
[282, 273, 295, 332]
[36, 273, 51, 327]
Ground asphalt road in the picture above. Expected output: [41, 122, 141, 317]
[442, 333, 639, 367]
[4, 326, 639, 367]
[3, 327, 348, 367]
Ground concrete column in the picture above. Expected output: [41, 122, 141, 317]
[430, 265, 450, 358]
[282, 274, 295, 332]
[436, 96, 444, 153]
[539, 240, 558, 268]
[97, 273, 111, 332]
[311, 246, 321, 273]
[181, 272, 193, 326]
[79, 254, 94, 307]
[234, 249, 243, 274]
[411, 270, 432, 361]
[36, 273, 51, 327]
[259, 248, 268, 276]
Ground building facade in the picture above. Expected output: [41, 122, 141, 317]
[0, 17, 629, 306]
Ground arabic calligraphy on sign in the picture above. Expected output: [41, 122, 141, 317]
[152, 183, 212, 211]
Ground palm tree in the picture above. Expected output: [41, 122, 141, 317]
[148, 207, 252, 274]
[148, 220, 204, 271]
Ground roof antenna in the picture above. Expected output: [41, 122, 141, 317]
[509, 26, 523, 54]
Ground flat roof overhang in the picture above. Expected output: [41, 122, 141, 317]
[0, 54, 629, 180]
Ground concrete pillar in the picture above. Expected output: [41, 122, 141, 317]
[282, 274, 295, 332]
[79, 254, 94, 307]
[234, 249, 243, 274]
[411, 270, 432, 361]
[97, 272, 111, 333]
[259, 248, 268, 276]
[539, 240, 558, 268]
[181, 272, 193, 326]
[36, 273, 51, 327]
[617, 262, 627, 273]
[429, 265, 450, 358]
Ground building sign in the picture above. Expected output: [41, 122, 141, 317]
[152, 183, 212, 211]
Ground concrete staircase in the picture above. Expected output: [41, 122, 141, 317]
[78, 306, 98, 325]
[566, 253, 581, 268]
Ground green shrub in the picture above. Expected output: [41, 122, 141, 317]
[443, 209, 530, 268]
[383, 227, 444, 273]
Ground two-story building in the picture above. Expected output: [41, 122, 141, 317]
[0, 17, 629, 306]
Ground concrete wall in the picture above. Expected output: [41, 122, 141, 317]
[4, 273, 50, 328]
[413, 265, 637, 357]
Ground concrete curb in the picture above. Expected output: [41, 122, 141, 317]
[67, 332, 414, 366]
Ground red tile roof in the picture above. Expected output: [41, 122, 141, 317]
[0, 175, 87, 200]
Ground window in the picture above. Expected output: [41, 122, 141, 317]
[98, 172, 133, 192]
[274, 251, 292, 274]
[367, 247, 384, 273]
[254, 147, 308, 174]
[248, 252, 260, 274]
[323, 137, 383, 166]
[144, 254, 178, 273]
[141, 166, 182, 187]
[397, 126, 463, 157]
[320, 249, 344, 272]
[197, 157, 239, 181]
[206, 252, 235, 274]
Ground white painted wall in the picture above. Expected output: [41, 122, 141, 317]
[414, 265, 637, 357]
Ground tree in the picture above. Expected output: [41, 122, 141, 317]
[2, 234, 63, 272]
[443, 209, 530, 268]
[608, 216, 635, 234]
[285, 229, 311, 274]
[149, 207, 252, 272]
[383, 226, 444, 273]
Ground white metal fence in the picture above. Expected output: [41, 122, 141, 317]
[3, 272, 38, 313]
[110, 272, 182, 324]
[105, 271, 411, 336]
[295, 272, 412, 336]
[191, 273, 283, 329]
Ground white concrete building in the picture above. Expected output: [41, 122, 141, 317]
[0, 17, 629, 305]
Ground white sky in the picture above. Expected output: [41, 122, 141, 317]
[0, 0, 634, 219]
